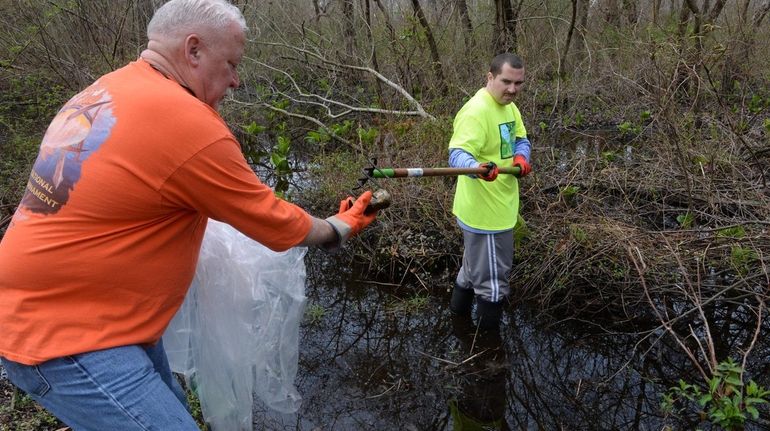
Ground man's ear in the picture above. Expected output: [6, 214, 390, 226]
[185, 34, 202, 65]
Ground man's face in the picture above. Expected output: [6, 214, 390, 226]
[193, 22, 245, 109]
[485, 63, 525, 105]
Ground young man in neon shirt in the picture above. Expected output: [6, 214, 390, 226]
[448, 53, 533, 331]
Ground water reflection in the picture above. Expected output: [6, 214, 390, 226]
[250, 253, 770, 430]
[448, 314, 509, 430]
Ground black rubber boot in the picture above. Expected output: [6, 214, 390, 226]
[450, 312, 476, 346]
[449, 284, 474, 315]
[476, 298, 503, 332]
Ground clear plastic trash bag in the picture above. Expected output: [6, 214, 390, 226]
[163, 219, 307, 430]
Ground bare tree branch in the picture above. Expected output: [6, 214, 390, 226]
[231, 98, 358, 150]
[249, 57, 430, 118]
[254, 40, 436, 120]
[754, 0, 770, 27]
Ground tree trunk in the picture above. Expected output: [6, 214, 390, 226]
[492, 0, 522, 55]
[373, 0, 397, 42]
[739, 0, 751, 23]
[372, 0, 411, 95]
[683, 0, 703, 49]
[560, 0, 578, 78]
[652, 0, 662, 25]
[341, 0, 356, 60]
[678, 0, 693, 38]
[622, 0, 639, 26]
[705, 0, 726, 23]
[677, 0, 726, 102]
[456, 0, 474, 48]
[674, 1, 693, 101]
[364, 0, 384, 104]
[754, 0, 770, 27]
[577, 0, 589, 48]
[410, 0, 447, 93]
[722, 0, 754, 93]
[604, 0, 621, 27]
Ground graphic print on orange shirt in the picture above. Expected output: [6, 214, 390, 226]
[19, 85, 115, 216]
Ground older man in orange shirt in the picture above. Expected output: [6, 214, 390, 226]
[0, 1, 375, 429]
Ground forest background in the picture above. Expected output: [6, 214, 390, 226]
[1, 0, 769, 429]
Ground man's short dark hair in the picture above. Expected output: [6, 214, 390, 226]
[489, 53, 524, 76]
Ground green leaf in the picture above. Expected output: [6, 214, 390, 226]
[676, 213, 694, 228]
[276, 160, 290, 172]
[745, 396, 767, 405]
[270, 153, 285, 167]
[709, 377, 720, 393]
[718, 358, 742, 373]
[305, 130, 330, 144]
[243, 121, 266, 135]
[357, 127, 378, 145]
[273, 99, 290, 110]
[718, 225, 740, 237]
[746, 406, 759, 419]
[277, 135, 290, 154]
[692, 154, 708, 165]
[697, 394, 712, 407]
[661, 394, 674, 412]
[513, 214, 530, 248]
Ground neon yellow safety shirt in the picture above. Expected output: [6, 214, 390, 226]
[449, 88, 527, 231]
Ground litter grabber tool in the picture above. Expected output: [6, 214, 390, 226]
[364, 165, 521, 179]
[353, 158, 521, 214]
[346, 159, 393, 215]
[355, 158, 521, 187]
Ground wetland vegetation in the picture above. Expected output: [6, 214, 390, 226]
[1, 0, 770, 429]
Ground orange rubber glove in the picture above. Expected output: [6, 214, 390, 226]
[513, 155, 531, 177]
[478, 162, 499, 181]
[325, 190, 377, 248]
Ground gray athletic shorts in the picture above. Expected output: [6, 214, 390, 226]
[455, 228, 514, 303]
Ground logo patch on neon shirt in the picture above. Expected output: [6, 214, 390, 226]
[498, 121, 515, 159]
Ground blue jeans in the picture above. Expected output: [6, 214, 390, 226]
[1, 340, 199, 430]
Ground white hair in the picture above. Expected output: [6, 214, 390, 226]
[147, 0, 247, 39]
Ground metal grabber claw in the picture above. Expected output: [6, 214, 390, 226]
[352, 157, 391, 214]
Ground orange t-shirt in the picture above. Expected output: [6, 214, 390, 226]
[0, 60, 312, 365]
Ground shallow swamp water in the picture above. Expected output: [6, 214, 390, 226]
[249, 249, 770, 431]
